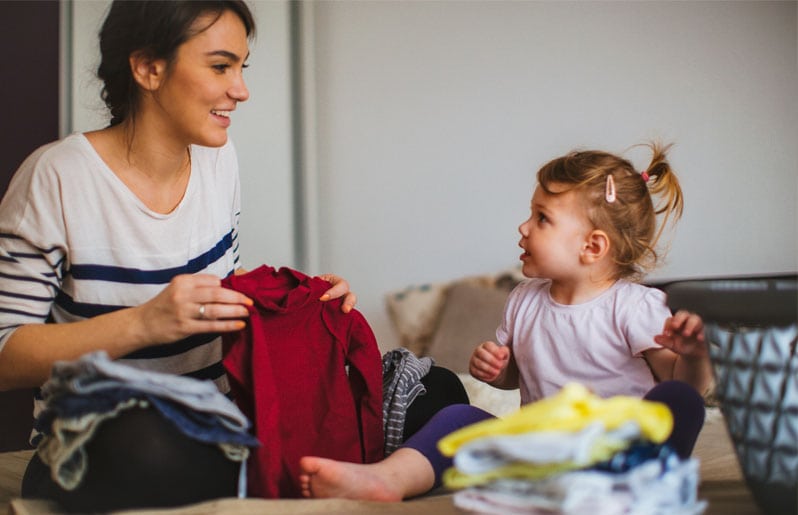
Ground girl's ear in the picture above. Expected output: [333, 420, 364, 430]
[581, 229, 610, 264]
[129, 51, 167, 91]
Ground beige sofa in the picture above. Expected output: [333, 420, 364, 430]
[1, 268, 760, 514]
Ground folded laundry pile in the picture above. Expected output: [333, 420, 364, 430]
[438, 383, 706, 514]
[34, 351, 259, 493]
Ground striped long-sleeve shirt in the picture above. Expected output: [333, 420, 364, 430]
[0, 133, 242, 435]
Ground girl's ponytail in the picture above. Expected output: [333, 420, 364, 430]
[643, 142, 683, 252]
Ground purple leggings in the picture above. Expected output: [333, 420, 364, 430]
[401, 380, 705, 487]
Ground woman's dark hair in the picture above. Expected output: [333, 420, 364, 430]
[97, 1, 255, 127]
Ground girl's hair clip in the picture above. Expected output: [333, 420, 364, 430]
[641, 170, 650, 182]
[605, 174, 616, 203]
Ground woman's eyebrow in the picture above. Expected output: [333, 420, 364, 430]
[205, 50, 249, 62]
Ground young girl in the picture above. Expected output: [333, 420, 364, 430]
[470, 143, 712, 455]
[298, 143, 711, 501]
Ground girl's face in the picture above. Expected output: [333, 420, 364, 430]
[517, 183, 593, 281]
[151, 10, 250, 148]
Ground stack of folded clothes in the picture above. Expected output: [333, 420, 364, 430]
[34, 351, 259, 494]
[438, 383, 706, 514]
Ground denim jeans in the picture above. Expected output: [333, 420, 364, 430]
[35, 351, 257, 492]
[41, 351, 251, 432]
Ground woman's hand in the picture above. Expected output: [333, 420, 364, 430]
[317, 274, 357, 313]
[136, 274, 252, 344]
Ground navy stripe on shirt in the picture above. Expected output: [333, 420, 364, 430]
[54, 263, 237, 319]
[0, 233, 63, 255]
[122, 332, 219, 360]
[0, 255, 62, 279]
[69, 230, 234, 284]
[0, 270, 58, 289]
[8, 251, 46, 259]
[0, 306, 49, 318]
[0, 290, 54, 303]
[54, 291, 125, 318]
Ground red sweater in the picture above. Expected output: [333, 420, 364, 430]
[221, 265, 384, 498]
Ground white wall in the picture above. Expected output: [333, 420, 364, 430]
[304, 0, 798, 350]
[232, 1, 295, 270]
[68, 0, 296, 269]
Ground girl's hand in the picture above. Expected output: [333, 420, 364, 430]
[317, 274, 357, 313]
[654, 310, 708, 360]
[469, 341, 510, 383]
[136, 274, 252, 344]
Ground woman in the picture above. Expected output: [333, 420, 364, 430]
[0, 1, 357, 510]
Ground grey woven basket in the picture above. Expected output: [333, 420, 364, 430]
[667, 276, 798, 515]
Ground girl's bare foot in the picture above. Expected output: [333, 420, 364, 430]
[298, 456, 404, 501]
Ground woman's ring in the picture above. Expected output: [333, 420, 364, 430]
[198, 304, 206, 320]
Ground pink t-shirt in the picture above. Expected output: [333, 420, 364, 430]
[496, 278, 669, 404]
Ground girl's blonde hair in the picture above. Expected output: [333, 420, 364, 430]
[537, 142, 683, 281]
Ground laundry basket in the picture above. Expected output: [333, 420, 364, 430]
[666, 275, 798, 515]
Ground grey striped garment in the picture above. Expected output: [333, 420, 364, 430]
[382, 348, 434, 455]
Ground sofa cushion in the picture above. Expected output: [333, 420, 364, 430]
[385, 282, 448, 356]
[426, 281, 509, 374]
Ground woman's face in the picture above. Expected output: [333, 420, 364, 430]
[152, 9, 250, 148]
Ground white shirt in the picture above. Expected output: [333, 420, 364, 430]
[0, 134, 242, 426]
[496, 278, 669, 404]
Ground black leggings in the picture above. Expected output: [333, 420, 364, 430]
[403, 365, 470, 440]
[643, 379, 706, 458]
[22, 366, 469, 512]
[22, 407, 240, 513]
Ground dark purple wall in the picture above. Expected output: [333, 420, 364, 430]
[0, 1, 60, 195]
[0, 0, 60, 452]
